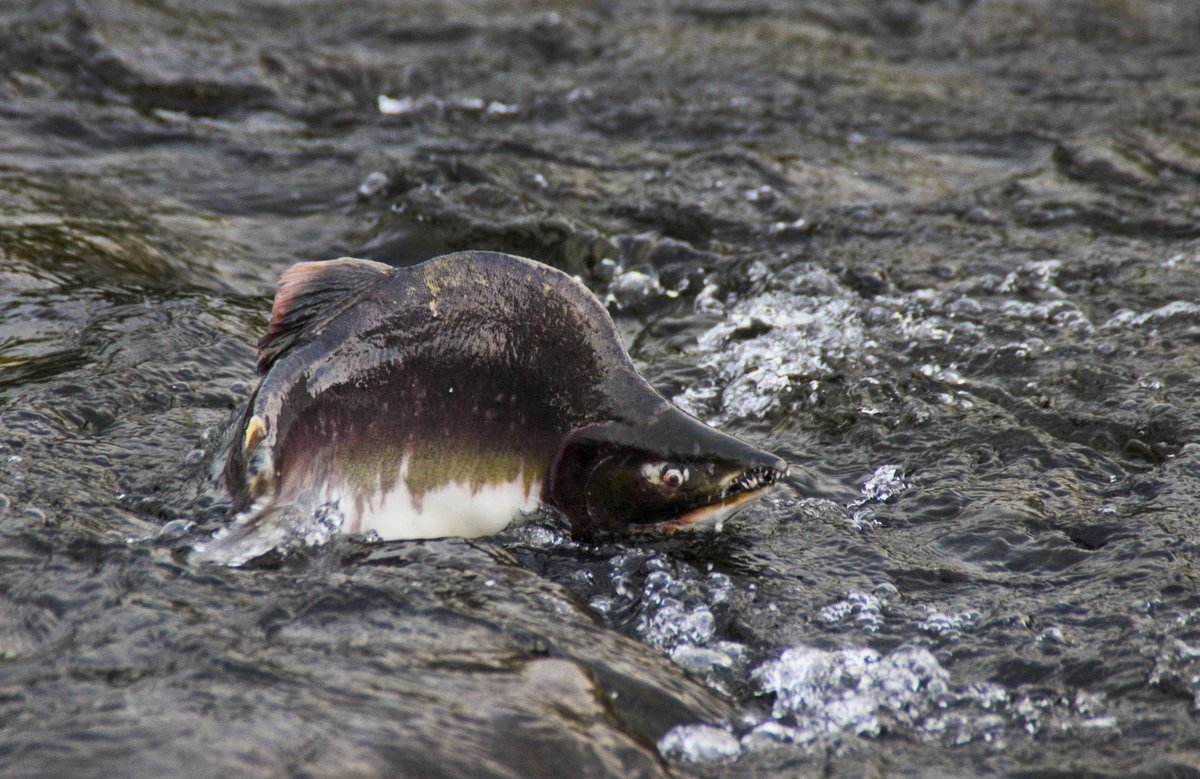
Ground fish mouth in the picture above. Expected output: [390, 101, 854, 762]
[720, 466, 781, 501]
[631, 465, 785, 534]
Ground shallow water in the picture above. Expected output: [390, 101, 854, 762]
[4, 1, 1200, 776]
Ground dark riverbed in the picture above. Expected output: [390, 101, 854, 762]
[3, 1, 1200, 775]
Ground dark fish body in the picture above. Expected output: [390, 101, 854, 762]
[210, 251, 785, 558]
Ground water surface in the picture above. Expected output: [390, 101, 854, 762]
[3, 1, 1200, 775]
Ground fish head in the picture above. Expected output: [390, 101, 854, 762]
[545, 408, 788, 537]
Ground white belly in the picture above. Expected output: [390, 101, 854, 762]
[194, 459, 542, 567]
[330, 464, 542, 540]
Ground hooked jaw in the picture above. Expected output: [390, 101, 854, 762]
[633, 458, 788, 534]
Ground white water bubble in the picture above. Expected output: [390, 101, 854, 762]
[858, 464, 909, 503]
[844, 466, 910, 528]
[1105, 300, 1200, 329]
[605, 268, 664, 309]
[741, 718, 807, 749]
[744, 186, 774, 203]
[191, 500, 346, 566]
[920, 608, 980, 639]
[602, 552, 727, 657]
[818, 591, 885, 632]
[658, 724, 741, 764]
[485, 100, 519, 116]
[357, 171, 390, 199]
[671, 645, 736, 674]
[685, 291, 866, 420]
[507, 522, 570, 548]
[588, 596, 613, 616]
[693, 281, 724, 315]
[753, 645, 951, 740]
[377, 94, 415, 115]
[157, 519, 196, 542]
[452, 96, 485, 111]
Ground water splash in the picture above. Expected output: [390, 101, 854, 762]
[595, 551, 750, 693]
[751, 645, 951, 741]
[920, 608, 981, 640]
[817, 591, 886, 632]
[189, 500, 344, 566]
[846, 464, 910, 529]
[605, 267, 665, 310]
[678, 291, 869, 420]
[657, 724, 741, 764]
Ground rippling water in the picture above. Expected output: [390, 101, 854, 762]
[4, 1, 1200, 776]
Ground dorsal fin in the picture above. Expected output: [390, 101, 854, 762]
[257, 257, 392, 373]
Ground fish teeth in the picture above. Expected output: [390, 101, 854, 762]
[723, 467, 778, 498]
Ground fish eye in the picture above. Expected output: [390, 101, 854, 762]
[638, 461, 688, 488]
[660, 465, 687, 488]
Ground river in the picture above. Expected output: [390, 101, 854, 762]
[2, 1, 1200, 775]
